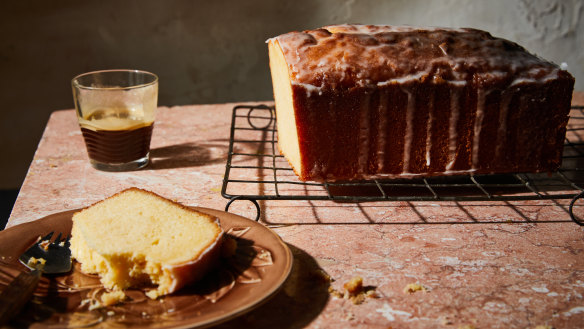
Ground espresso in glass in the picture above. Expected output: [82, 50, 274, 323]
[79, 107, 154, 164]
[72, 70, 158, 171]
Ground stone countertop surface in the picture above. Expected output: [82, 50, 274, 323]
[5, 94, 584, 329]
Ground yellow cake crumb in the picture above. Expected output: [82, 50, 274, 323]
[146, 290, 161, 300]
[534, 326, 553, 329]
[404, 282, 428, 294]
[26, 257, 47, 269]
[344, 276, 363, 295]
[365, 289, 377, 298]
[329, 276, 378, 305]
[350, 293, 367, 305]
[101, 291, 126, 306]
[39, 240, 50, 251]
[328, 286, 344, 299]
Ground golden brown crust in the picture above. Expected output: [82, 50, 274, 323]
[166, 233, 223, 294]
[275, 25, 565, 89]
[80, 187, 204, 216]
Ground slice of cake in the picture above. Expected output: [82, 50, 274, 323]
[70, 188, 223, 299]
[268, 24, 574, 181]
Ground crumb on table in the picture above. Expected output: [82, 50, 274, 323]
[343, 276, 363, 295]
[329, 276, 379, 305]
[404, 282, 428, 294]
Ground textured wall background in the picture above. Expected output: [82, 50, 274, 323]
[0, 0, 582, 190]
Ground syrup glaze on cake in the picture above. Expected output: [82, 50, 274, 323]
[268, 24, 575, 181]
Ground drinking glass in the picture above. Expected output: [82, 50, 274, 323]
[72, 70, 158, 171]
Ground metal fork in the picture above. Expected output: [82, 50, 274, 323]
[0, 232, 72, 325]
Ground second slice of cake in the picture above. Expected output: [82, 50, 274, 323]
[70, 188, 224, 299]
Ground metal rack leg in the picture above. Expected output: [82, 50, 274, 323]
[225, 196, 261, 222]
[569, 191, 584, 226]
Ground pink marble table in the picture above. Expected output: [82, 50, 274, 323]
[6, 94, 584, 329]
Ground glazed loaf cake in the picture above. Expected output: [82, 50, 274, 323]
[268, 24, 575, 182]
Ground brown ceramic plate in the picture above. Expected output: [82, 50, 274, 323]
[0, 207, 293, 328]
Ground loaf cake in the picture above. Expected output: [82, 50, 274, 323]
[268, 24, 575, 181]
[70, 188, 223, 299]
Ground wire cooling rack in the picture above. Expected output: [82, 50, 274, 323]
[221, 104, 584, 225]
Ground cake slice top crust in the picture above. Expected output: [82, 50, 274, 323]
[270, 24, 573, 90]
[72, 188, 222, 265]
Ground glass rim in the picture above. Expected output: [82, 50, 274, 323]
[71, 69, 158, 91]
